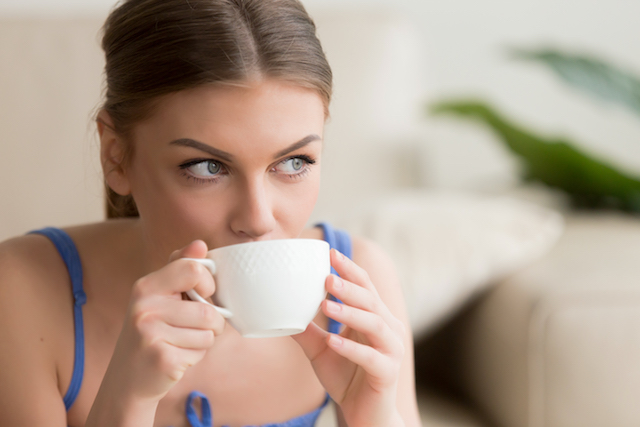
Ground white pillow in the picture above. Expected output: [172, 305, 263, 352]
[342, 190, 565, 339]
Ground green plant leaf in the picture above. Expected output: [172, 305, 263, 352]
[429, 100, 640, 212]
[510, 48, 640, 116]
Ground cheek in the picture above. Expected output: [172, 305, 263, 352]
[128, 152, 203, 214]
[140, 190, 232, 251]
[141, 180, 228, 227]
[299, 177, 321, 212]
[127, 156, 230, 242]
[277, 171, 321, 230]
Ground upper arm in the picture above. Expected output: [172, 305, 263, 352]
[351, 235, 422, 427]
[0, 238, 68, 426]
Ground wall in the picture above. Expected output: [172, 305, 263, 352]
[1, 1, 639, 238]
[51, 0, 640, 192]
[316, 1, 640, 191]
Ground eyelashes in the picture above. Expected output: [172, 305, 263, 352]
[178, 158, 227, 184]
[275, 155, 316, 174]
[178, 155, 317, 185]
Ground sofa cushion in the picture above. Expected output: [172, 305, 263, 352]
[341, 189, 564, 339]
[440, 213, 640, 427]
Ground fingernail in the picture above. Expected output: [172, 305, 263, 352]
[328, 334, 343, 347]
[334, 249, 345, 261]
[333, 275, 343, 289]
[326, 300, 341, 313]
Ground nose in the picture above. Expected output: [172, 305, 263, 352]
[229, 176, 276, 240]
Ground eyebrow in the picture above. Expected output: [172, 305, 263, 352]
[169, 138, 233, 162]
[169, 134, 321, 161]
[273, 134, 321, 158]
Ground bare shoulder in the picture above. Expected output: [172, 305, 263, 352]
[302, 225, 400, 295]
[0, 219, 137, 315]
[303, 225, 406, 316]
[349, 236, 422, 425]
[0, 231, 76, 347]
[0, 232, 69, 298]
[350, 234, 414, 332]
[0, 233, 72, 423]
[350, 235, 400, 293]
[0, 219, 131, 276]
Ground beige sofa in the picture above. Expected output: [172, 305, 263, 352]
[3, 10, 640, 427]
[415, 212, 640, 427]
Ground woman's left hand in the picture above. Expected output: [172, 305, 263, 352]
[292, 249, 407, 427]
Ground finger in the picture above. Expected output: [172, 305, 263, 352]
[291, 321, 330, 362]
[322, 299, 399, 353]
[326, 334, 396, 385]
[172, 241, 215, 300]
[326, 274, 399, 333]
[160, 299, 225, 336]
[135, 258, 216, 299]
[169, 240, 208, 262]
[161, 324, 216, 350]
[155, 344, 208, 380]
[330, 249, 378, 295]
[178, 348, 208, 370]
[326, 274, 380, 315]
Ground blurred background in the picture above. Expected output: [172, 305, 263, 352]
[3, 0, 640, 228]
[2, 1, 640, 426]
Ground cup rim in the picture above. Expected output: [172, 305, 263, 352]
[208, 238, 329, 253]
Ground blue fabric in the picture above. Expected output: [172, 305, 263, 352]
[184, 392, 330, 427]
[315, 222, 353, 275]
[33, 224, 352, 427]
[29, 227, 86, 411]
[315, 222, 351, 335]
[186, 391, 213, 427]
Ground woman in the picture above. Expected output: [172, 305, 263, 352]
[0, 0, 421, 426]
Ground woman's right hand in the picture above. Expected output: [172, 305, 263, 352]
[93, 240, 225, 411]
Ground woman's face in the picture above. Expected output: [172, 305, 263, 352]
[123, 79, 325, 259]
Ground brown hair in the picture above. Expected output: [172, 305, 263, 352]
[99, 0, 332, 218]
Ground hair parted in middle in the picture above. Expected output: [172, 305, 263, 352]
[99, 0, 333, 218]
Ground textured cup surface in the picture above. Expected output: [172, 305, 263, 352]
[207, 239, 330, 337]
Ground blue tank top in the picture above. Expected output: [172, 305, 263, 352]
[29, 222, 352, 427]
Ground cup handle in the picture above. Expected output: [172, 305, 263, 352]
[182, 258, 233, 319]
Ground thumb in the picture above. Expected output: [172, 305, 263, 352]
[168, 240, 215, 300]
[169, 239, 209, 262]
[291, 321, 330, 361]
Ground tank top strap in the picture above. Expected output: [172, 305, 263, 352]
[185, 391, 212, 427]
[315, 222, 352, 275]
[315, 223, 352, 335]
[28, 227, 86, 411]
[184, 391, 330, 427]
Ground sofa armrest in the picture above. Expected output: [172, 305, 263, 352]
[418, 212, 640, 427]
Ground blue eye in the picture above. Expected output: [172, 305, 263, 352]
[285, 158, 305, 172]
[189, 160, 221, 177]
[206, 161, 222, 175]
[274, 156, 314, 175]
[179, 159, 226, 183]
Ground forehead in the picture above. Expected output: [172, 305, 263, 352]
[132, 79, 326, 154]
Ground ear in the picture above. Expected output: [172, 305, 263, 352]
[97, 110, 131, 196]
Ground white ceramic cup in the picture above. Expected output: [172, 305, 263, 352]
[184, 239, 330, 338]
